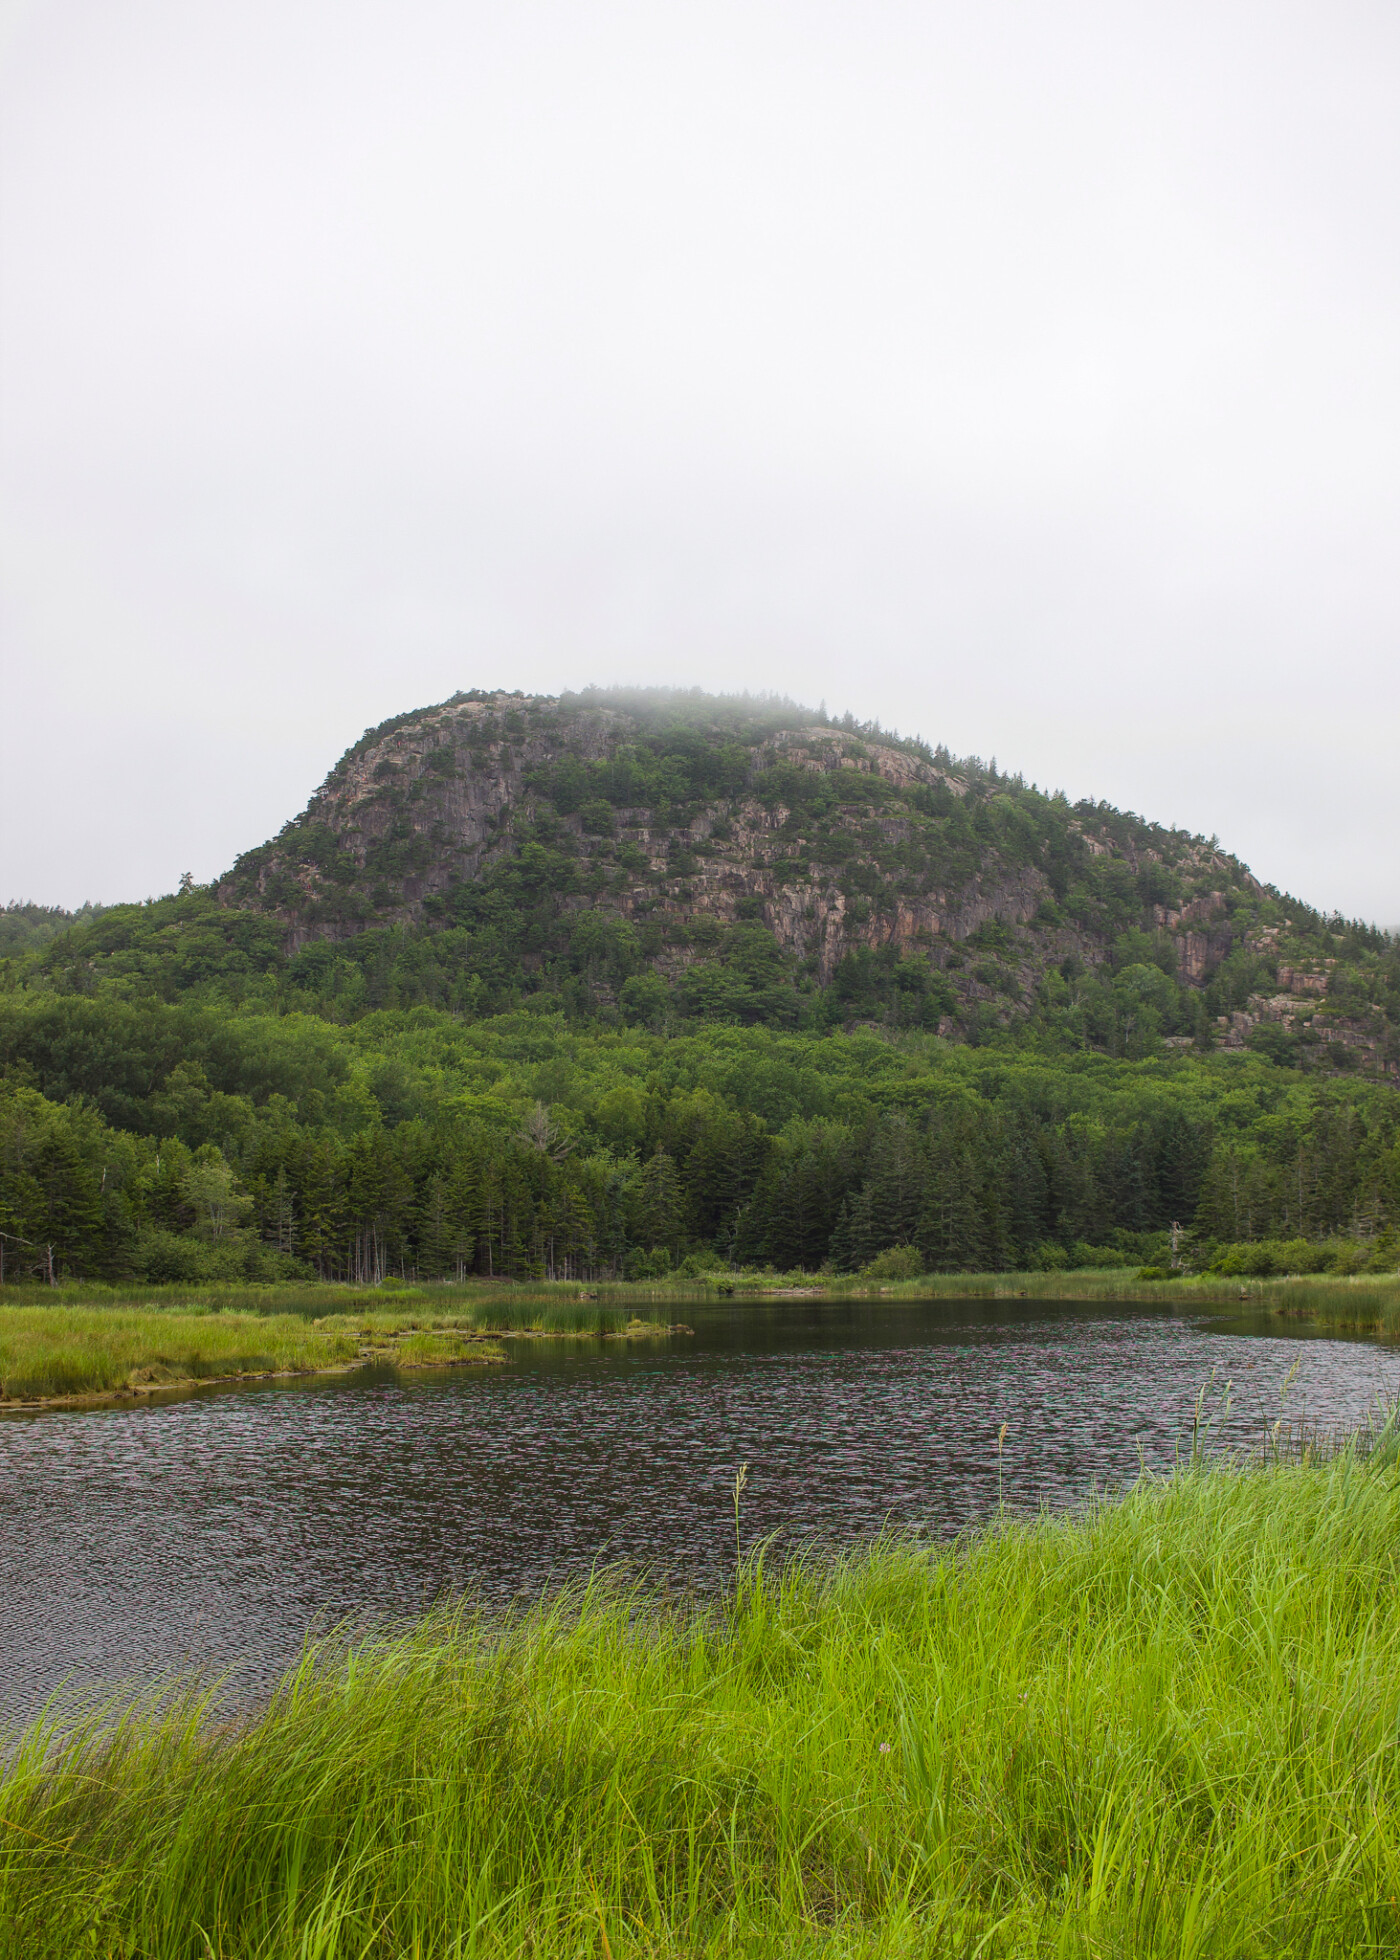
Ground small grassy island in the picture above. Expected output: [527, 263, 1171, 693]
[0, 1285, 679, 1408]
[3, 1448, 1399, 1956]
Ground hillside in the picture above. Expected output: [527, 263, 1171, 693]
[0, 901, 106, 956]
[25, 686, 1396, 1072]
[2, 687, 1397, 1287]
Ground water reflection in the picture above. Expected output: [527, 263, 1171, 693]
[1, 1298, 1395, 1719]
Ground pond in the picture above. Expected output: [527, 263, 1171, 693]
[2, 1296, 1396, 1720]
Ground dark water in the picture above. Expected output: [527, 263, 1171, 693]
[2, 1298, 1396, 1721]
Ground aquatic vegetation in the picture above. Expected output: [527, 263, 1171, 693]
[0, 1293, 665, 1404]
[1258, 1277, 1400, 1337]
[3, 1455, 1400, 1954]
[0, 1306, 365, 1401]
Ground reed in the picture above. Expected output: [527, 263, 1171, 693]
[12, 1268, 1400, 1320]
[459, 1300, 646, 1336]
[1258, 1279, 1400, 1337]
[0, 1278, 627, 1317]
[719, 1266, 1400, 1319]
[0, 1306, 365, 1401]
[0, 1297, 662, 1404]
[4, 1453, 1400, 1955]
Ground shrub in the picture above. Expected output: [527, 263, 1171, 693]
[1209, 1239, 1372, 1279]
[862, 1244, 925, 1281]
[1069, 1243, 1139, 1269]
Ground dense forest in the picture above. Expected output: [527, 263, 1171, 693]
[2, 688, 1397, 1284]
[0, 901, 106, 956]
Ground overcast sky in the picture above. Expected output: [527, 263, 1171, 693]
[2, 0, 1397, 921]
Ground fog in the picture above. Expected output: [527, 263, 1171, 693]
[2, 0, 1397, 919]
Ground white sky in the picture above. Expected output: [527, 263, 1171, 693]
[2, 0, 1397, 921]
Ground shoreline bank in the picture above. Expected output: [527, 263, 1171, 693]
[0, 1306, 683, 1412]
[4, 1268, 1398, 1411]
[4, 1452, 1397, 1956]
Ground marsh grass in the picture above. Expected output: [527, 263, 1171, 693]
[1260, 1279, 1400, 1338]
[0, 1294, 670, 1403]
[13, 1269, 1400, 1320]
[4, 1456, 1400, 1956]
[0, 1279, 581, 1317]
[0, 1306, 510, 1402]
[5, 1269, 1397, 1405]
[813, 1268, 1400, 1315]
[459, 1300, 651, 1336]
[0, 1278, 678, 1325]
[0, 1307, 367, 1402]
[699, 1266, 1400, 1325]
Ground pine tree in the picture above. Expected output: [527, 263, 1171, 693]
[635, 1148, 685, 1258]
[828, 1186, 875, 1272]
[918, 1141, 986, 1272]
[863, 1113, 924, 1251]
[31, 1130, 105, 1279]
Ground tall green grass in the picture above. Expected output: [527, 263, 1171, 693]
[5, 1455, 1400, 1955]
[0, 1278, 678, 1331]
[772, 1266, 1400, 1321]
[458, 1300, 651, 1336]
[0, 1307, 365, 1401]
[0, 1279, 613, 1317]
[0, 1298, 669, 1403]
[14, 1269, 1400, 1322]
[1261, 1279, 1400, 1338]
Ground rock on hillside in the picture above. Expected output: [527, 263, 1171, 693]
[211, 687, 1397, 1066]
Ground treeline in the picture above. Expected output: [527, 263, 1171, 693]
[0, 901, 106, 956]
[2, 994, 1397, 1284]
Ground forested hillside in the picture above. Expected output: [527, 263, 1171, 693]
[0, 901, 106, 956]
[2, 688, 1397, 1284]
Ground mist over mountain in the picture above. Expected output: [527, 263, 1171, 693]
[3, 687, 1396, 1290]
[194, 685, 1393, 1075]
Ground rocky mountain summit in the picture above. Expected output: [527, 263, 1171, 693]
[211, 687, 1396, 1071]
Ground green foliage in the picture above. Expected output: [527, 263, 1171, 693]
[4, 689, 1398, 1284]
[675, 926, 804, 1027]
[824, 947, 956, 1030]
[7, 1459, 1400, 1954]
[1205, 1235, 1392, 1278]
[3, 988, 1395, 1284]
[529, 731, 750, 817]
[0, 900, 106, 954]
[862, 1242, 925, 1279]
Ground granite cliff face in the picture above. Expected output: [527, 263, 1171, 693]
[216, 687, 1394, 1063]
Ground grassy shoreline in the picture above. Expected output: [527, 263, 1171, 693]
[0, 1297, 679, 1409]
[787, 1266, 1400, 1327]
[9, 1267, 1400, 1307]
[4, 1451, 1400, 1956]
[4, 1267, 1399, 1407]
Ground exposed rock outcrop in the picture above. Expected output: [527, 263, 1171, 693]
[214, 687, 1394, 1064]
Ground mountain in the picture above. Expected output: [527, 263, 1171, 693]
[3, 686, 1398, 1287]
[205, 686, 1393, 1072]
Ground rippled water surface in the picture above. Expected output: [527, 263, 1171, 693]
[2, 1298, 1396, 1718]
